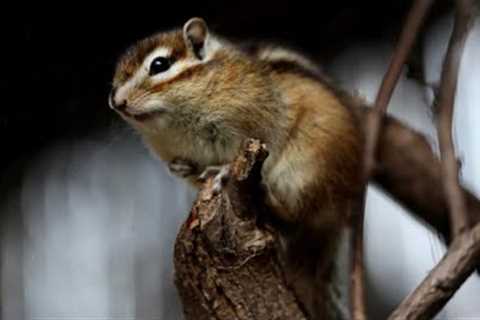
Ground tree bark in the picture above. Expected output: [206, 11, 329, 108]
[174, 140, 310, 320]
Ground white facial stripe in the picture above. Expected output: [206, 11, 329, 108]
[149, 58, 198, 84]
[115, 67, 145, 106]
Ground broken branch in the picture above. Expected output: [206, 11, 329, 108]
[174, 139, 310, 320]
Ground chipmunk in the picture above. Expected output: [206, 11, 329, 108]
[110, 17, 362, 319]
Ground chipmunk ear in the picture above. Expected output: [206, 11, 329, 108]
[183, 17, 209, 60]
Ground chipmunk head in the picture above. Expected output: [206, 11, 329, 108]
[109, 17, 225, 130]
[110, 17, 280, 164]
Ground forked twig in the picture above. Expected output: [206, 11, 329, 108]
[388, 0, 477, 318]
[351, 1, 434, 319]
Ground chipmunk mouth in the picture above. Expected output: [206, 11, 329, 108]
[120, 108, 168, 122]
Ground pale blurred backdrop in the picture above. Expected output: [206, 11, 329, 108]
[1, 12, 479, 320]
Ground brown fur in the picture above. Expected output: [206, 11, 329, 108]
[111, 22, 363, 319]
[114, 30, 187, 86]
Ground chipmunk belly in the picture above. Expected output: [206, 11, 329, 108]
[143, 125, 242, 172]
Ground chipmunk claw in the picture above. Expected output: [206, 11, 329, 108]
[168, 158, 197, 178]
[198, 164, 231, 195]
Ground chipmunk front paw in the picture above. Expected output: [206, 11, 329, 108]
[168, 158, 198, 178]
[198, 164, 231, 195]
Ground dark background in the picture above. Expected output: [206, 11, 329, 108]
[1, 0, 450, 171]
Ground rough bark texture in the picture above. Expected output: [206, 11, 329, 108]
[174, 140, 309, 320]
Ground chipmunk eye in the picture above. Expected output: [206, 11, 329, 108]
[149, 57, 171, 75]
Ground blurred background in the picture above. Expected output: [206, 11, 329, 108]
[1, 1, 479, 319]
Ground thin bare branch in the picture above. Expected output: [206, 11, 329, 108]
[352, 1, 435, 318]
[388, 221, 480, 320]
[350, 202, 367, 320]
[387, 1, 477, 318]
[436, 0, 475, 237]
[356, 108, 480, 241]
[363, 0, 434, 177]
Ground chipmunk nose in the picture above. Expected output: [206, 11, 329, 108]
[108, 88, 127, 111]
